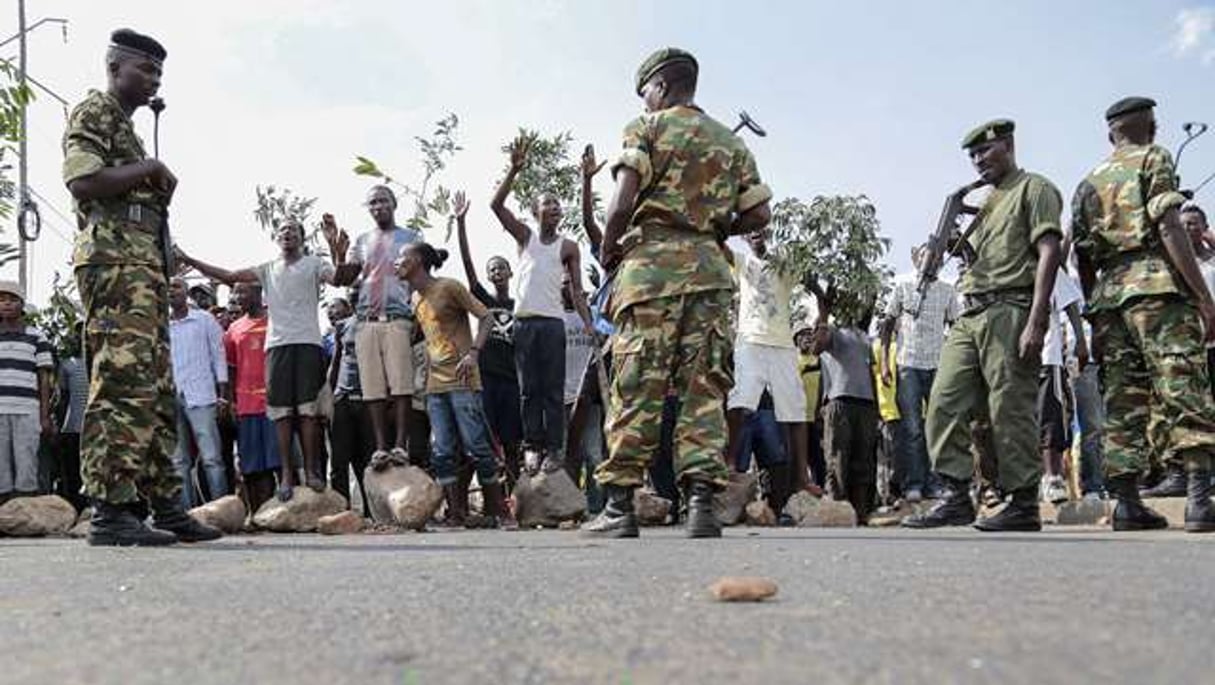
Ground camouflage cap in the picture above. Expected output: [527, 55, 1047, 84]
[110, 28, 167, 64]
[635, 47, 698, 95]
[961, 119, 1015, 149]
[1105, 96, 1156, 122]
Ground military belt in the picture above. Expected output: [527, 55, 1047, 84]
[961, 287, 1033, 316]
[86, 203, 163, 233]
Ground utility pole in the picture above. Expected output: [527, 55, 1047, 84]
[16, 0, 27, 292]
[3, 4, 67, 294]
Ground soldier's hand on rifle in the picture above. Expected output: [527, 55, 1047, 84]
[453, 191, 470, 220]
[321, 213, 349, 261]
[508, 134, 531, 171]
[581, 144, 606, 180]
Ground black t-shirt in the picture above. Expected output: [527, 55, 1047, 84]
[470, 281, 517, 380]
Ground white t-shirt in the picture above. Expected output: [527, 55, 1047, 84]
[255, 255, 335, 349]
[729, 239, 795, 348]
[1042, 269, 1083, 367]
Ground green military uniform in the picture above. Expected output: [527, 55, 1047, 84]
[595, 51, 772, 489]
[925, 120, 1063, 494]
[63, 88, 180, 506]
[1070, 106, 1215, 480]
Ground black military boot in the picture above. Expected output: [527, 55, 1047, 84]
[88, 501, 179, 547]
[1108, 473, 1168, 531]
[1141, 463, 1187, 498]
[1184, 467, 1215, 533]
[442, 483, 468, 527]
[150, 498, 223, 542]
[974, 487, 1041, 532]
[685, 481, 722, 539]
[901, 476, 976, 528]
[581, 484, 639, 538]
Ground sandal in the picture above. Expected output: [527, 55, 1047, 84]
[276, 483, 295, 502]
[369, 450, 392, 471]
[389, 447, 410, 468]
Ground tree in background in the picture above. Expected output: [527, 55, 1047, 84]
[0, 61, 34, 268]
[253, 184, 323, 254]
[353, 112, 461, 240]
[25, 272, 81, 360]
[498, 128, 584, 242]
[769, 194, 892, 329]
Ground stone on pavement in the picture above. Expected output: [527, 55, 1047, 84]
[744, 500, 777, 526]
[708, 576, 779, 602]
[634, 489, 673, 526]
[189, 495, 247, 534]
[783, 490, 857, 528]
[318, 510, 366, 535]
[713, 472, 758, 526]
[252, 487, 347, 532]
[513, 469, 586, 528]
[363, 465, 442, 530]
[0, 495, 77, 537]
[1054, 499, 1112, 526]
[67, 508, 92, 538]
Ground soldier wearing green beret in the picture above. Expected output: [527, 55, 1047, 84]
[581, 48, 773, 538]
[903, 118, 1063, 532]
[62, 29, 221, 545]
[1072, 97, 1215, 533]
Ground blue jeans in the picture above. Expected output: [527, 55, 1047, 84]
[428, 390, 499, 487]
[736, 408, 788, 472]
[173, 399, 227, 509]
[895, 367, 935, 492]
[565, 402, 605, 514]
[1073, 364, 1105, 494]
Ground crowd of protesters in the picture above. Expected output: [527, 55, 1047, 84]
[4, 197, 1213, 534]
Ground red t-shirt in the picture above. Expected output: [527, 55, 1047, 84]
[224, 314, 269, 416]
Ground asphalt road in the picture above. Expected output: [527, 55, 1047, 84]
[2, 526, 1212, 685]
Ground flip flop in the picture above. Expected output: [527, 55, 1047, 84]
[276, 483, 294, 502]
[388, 447, 410, 467]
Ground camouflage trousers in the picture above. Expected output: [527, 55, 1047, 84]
[75, 263, 180, 505]
[926, 302, 1042, 493]
[596, 289, 732, 489]
[1094, 296, 1215, 477]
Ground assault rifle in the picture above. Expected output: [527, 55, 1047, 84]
[915, 180, 987, 308]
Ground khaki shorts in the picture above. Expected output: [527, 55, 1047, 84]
[356, 319, 415, 401]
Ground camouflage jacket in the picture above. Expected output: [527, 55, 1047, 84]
[608, 104, 771, 316]
[1071, 143, 1189, 312]
[62, 89, 163, 267]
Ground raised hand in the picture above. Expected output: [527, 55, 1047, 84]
[321, 213, 349, 259]
[581, 144, 606, 180]
[453, 191, 470, 220]
[509, 134, 531, 171]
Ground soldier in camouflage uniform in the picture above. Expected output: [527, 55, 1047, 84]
[581, 48, 772, 539]
[62, 29, 221, 546]
[1071, 97, 1215, 533]
[903, 119, 1063, 532]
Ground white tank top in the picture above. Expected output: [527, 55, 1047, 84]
[515, 231, 565, 319]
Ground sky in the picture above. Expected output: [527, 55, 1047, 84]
[5, 0, 1215, 307]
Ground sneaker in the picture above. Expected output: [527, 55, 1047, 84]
[1042, 475, 1069, 505]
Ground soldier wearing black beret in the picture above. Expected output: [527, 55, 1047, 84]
[62, 30, 221, 546]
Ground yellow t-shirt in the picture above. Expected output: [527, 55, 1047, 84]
[798, 352, 821, 422]
[872, 340, 900, 422]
